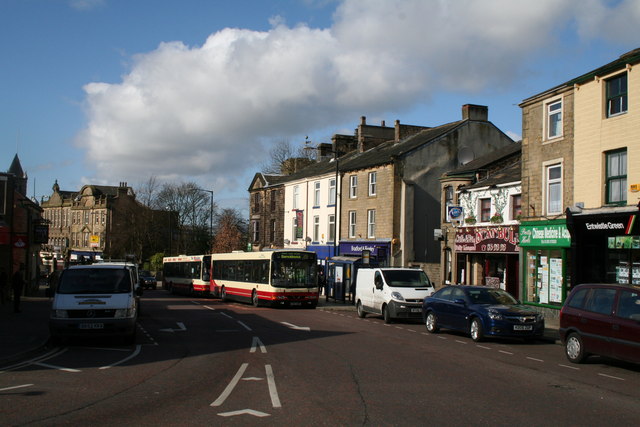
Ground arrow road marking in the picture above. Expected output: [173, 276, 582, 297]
[250, 337, 267, 353]
[218, 409, 270, 418]
[280, 322, 310, 331]
[159, 322, 187, 332]
[211, 363, 248, 407]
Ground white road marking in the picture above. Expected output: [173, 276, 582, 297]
[265, 364, 281, 408]
[499, 350, 513, 355]
[238, 321, 252, 331]
[203, 305, 215, 311]
[220, 312, 234, 319]
[250, 337, 267, 353]
[455, 340, 468, 345]
[598, 373, 625, 381]
[437, 336, 447, 340]
[477, 345, 492, 350]
[559, 364, 580, 370]
[34, 362, 81, 373]
[0, 384, 34, 392]
[407, 329, 417, 333]
[0, 348, 67, 373]
[211, 363, 248, 407]
[526, 357, 544, 363]
[99, 345, 142, 370]
[280, 322, 310, 331]
[159, 322, 187, 332]
[218, 409, 270, 417]
[242, 377, 263, 381]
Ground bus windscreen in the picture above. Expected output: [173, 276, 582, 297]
[271, 252, 318, 288]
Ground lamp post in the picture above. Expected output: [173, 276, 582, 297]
[197, 188, 214, 253]
[166, 206, 172, 256]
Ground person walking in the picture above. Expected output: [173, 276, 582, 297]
[12, 264, 25, 313]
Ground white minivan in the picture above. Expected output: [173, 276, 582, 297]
[355, 268, 435, 323]
[49, 263, 141, 344]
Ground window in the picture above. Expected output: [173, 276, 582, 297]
[84, 211, 89, 224]
[253, 192, 260, 212]
[293, 185, 299, 209]
[270, 219, 276, 242]
[368, 172, 377, 196]
[292, 217, 298, 241]
[444, 185, 454, 223]
[511, 194, 522, 220]
[313, 181, 321, 207]
[606, 149, 627, 204]
[606, 73, 627, 117]
[349, 175, 358, 198]
[270, 191, 276, 211]
[313, 216, 320, 241]
[348, 211, 357, 238]
[328, 214, 335, 242]
[479, 198, 491, 222]
[252, 221, 259, 242]
[546, 99, 562, 139]
[546, 164, 562, 215]
[367, 209, 376, 238]
[328, 178, 336, 205]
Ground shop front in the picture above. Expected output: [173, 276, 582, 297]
[453, 225, 520, 297]
[519, 220, 571, 311]
[567, 208, 640, 286]
[338, 240, 390, 267]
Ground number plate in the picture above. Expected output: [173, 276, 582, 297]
[513, 325, 533, 331]
[410, 308, 421, 313]
[79, 323, 104, 330]
[290, 302, 302, 306]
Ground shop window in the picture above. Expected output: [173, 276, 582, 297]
[511, 194, 522, 220]
[479, 198, 491, 222]
[606, 73, 627, 117]
[605, 149, 627, 205]
[546, 164, 562, 215]
[524, 249, 569, 306]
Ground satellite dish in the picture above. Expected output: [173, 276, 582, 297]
[458, 146, 474, 165]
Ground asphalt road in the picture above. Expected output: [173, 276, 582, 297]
[2, 290, 640, 426]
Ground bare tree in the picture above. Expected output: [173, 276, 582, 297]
[136, 176, 160, 208]
[212, 208, 247, 253]
[261, 139, 315, 175]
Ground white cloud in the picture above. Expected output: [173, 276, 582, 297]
[76, 0, 636, 193]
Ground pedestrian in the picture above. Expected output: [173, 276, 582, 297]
[12, 264, 25, 313]
[0, 268, 7, 305]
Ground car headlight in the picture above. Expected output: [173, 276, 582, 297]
[390, 291, 405, 301]
[487, 309, 503, 320]
[51, 309, 68, 319]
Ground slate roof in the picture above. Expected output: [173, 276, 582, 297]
[444, 141, 521, 177]
[463, 161, 521, 190]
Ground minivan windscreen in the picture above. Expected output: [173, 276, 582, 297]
[382, 270, 431, 288]
[57, 268, 132, 294]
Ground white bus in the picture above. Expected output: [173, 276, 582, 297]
[211, 250, 319, 308]
[162, 254, 211, 296]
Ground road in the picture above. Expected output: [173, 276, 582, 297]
[2, 290, 640, 426]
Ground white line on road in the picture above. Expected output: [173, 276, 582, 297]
[280, 322, 310, 331]
[34, 362, 81, 373]
[0, 348, 67, 373]
[203, 305, 215, 311]
[218, 409, 270, 418]
[251, 337, 267, 353]
[526, 357, 544, 363]
[265, 364, 281, 408]
[559, 364, 580, 370]
[598, 373, 625, 381]
[437, 336, 447, 340]
[0, 384, 34, 392]
[477, 345, 492, 350]
[238, 321, 252, 331]
[99, 345, 142, 370]
[211, 363, 248, 407]
[499, 350, 513, 355]
[220, 312, 234, 319]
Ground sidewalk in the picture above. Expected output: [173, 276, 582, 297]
[0, 284, 52, 366]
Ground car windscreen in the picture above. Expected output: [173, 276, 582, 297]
[57, 268, 132, 294]
[467, 288, 518, 305]
[139, 270, 152, 277]
[381, 270, 431, 288]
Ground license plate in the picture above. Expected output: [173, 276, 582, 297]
[290, 302, 302, 306]
[513, 325, 533, 331]
[410, 308, 421, 313]
[80, 323, 104, 330]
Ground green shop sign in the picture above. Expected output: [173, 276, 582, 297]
[519, 221, 571, 247]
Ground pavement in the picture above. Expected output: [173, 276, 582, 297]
[0, 288, 561, 367]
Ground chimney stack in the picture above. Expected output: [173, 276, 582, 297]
[462, 104, 488, 121]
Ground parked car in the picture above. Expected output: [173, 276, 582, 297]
[139, 270, 157, 290]
[422, 285, 545, 342]
[559, 283, 640, 364]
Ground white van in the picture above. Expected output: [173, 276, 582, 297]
[49, 264, 141, 344]
[355, 268, 434, 323]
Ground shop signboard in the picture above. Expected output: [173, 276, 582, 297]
[519, 222, 571, 247]
[454, 226, 519, 253]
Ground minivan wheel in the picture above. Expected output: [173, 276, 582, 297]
[470, 318, 484, 342]
[383, 304, 392, 324]
[425, 312, 439, 333]
[356, 301, 366, 318]
[565, 332, 586, 363]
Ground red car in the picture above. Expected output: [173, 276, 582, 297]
[559, 283, 640, 364]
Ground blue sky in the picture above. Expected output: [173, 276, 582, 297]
[2, 0, 639, 215]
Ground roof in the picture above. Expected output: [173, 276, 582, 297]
[444, 141, 521, 176]
[463, 161, 521, 189]
[8, 154, 24, 177]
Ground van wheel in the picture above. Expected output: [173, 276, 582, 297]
[425, 312, 439, 333]
[565, 332, 587, 363]
[383, 305, 392, 324]
[470, 318, 484, 342]
[356, 301, 366, 318]
[252, 290, 260, 307]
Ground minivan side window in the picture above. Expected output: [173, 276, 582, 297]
[584, 288, 616, 315]
[567, 288, 590, 309]
[616, 290, 640, 320]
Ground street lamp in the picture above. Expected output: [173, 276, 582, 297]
[197, 188, 214, 253]
[166, 206, 172, 256]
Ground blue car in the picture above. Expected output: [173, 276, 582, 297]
[422, 286, 545, 342]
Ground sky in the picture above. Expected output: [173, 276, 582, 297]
[2, 0, 639, 216]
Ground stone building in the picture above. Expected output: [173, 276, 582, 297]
[248, 173, 287, 250]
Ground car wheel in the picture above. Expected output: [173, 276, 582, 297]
[383, 304, 392, 324]
[470, 318, 484, 342]
[252, 290, 260, 307]
[565, 332, 587, 363]
[356, 301, 366, 318]
[221, 287, 227, 302]
[425, 312, 439, 333]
